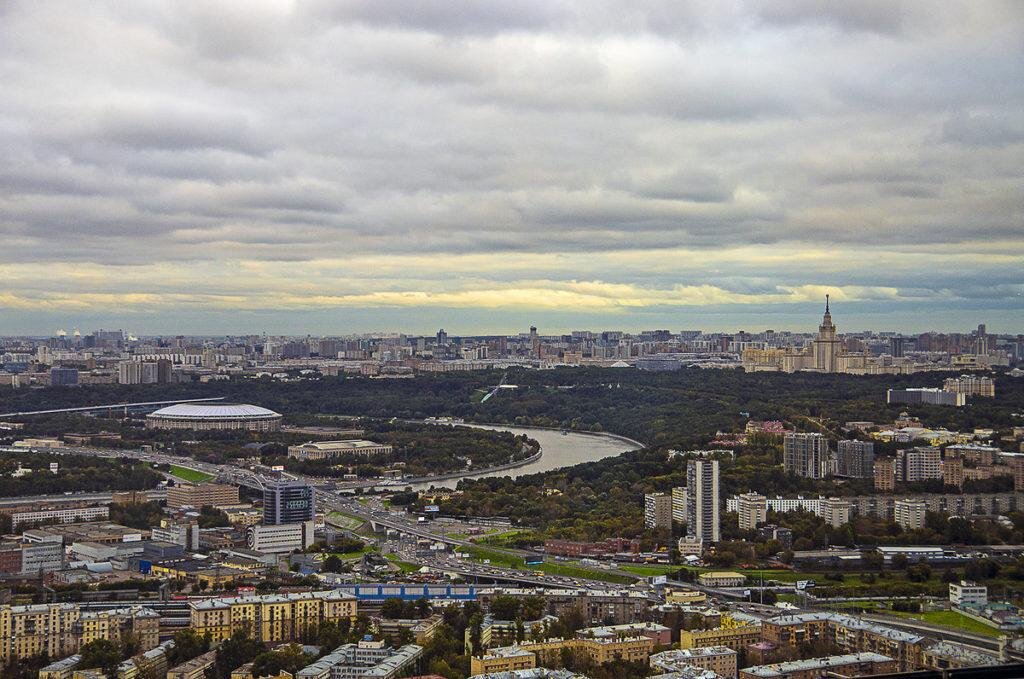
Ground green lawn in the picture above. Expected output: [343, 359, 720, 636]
[675, 566, 890, 587]
[384, 553, 422, 573]
[619, 564, 683, 577]
[326, 511, 365, 530]
[533, 562, 632, 584]
[461, 545, 632, 584]
[476, 529, 530, 546]
[332, 545, 374, 560]
[825, 600, 884, 611]
[165, 465, 214, 483]
[889, 610, 1004, 638]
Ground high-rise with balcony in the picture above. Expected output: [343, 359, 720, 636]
[686, 460, 720, 544]
[835, 440, 875, 478]
[783, 433, 829, 479]
[896, 447, 942, 483]
[644, 493, 672, 529]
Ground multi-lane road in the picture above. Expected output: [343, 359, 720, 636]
[36, 442, 655, 590]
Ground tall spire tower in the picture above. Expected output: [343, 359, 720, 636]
[813, 294, 840, 371]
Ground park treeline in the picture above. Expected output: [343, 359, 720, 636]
[2, 367, 1021, 449]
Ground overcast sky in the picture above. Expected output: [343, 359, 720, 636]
[1, 1, 1022, 336]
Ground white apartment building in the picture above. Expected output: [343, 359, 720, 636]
[822, 498, 852, 528]
[9, 506, 109, 530]
[949, 581, 987, 607]
[246, 521, 316, 554]
[726, 495, 824, 516]
[737, 492, 767, 531]
[686, 460, 720, 544]
[896, 447, 942, 483]
[894, 499, 927, 530]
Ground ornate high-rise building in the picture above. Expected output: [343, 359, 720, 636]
[761, 296, 869, 373]
[811, 295, 841, 371]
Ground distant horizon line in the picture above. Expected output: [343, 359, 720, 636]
[6, 326, 1015, 340]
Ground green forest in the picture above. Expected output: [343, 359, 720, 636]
[266, 421, 537, 477]
[2, 368, 1020, 451]
[0, 451, 162, 498]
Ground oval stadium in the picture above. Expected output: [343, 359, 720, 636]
[145, 403, 282, 431]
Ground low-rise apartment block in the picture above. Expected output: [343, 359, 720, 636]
[190, 590, 358, 642]
[167, 483, 240, 510]
[698, 572, 746, 587]
[887, 388, 965, 407]
[471, 636, 655, 676]
[761, 613, 924, 671]
[168, 650, 217, 679]
[294, 639, 422, 679]
[679, 616, 762, 652]
[7, 505, 109, 530]
[943, 375, 995, 398]
[477, 587, 654, 625]
[0, 604, 158, 662]
[650, 647, 737, 679]
[739, 652, 897, 679]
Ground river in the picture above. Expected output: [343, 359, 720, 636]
[406, 425, 643, 490]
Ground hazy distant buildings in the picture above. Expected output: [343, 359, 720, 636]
[784, 433, 829, 479]
[48, 367, 78, 386]
[943, 374, 995, 398]
[887, 388, 965, 407]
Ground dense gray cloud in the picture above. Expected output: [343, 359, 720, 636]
[0, 1, 1021, 332]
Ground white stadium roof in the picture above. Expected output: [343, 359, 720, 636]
[148, 403, 281, 419]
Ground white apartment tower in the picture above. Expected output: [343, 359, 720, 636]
[737, 492, 767, 531]
[686, 460, 720, 544]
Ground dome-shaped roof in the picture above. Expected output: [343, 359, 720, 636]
[148, 403, 281, 419]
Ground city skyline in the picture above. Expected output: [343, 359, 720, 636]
[2, 2, 1022, 333]
[1, 299, 1018, 338]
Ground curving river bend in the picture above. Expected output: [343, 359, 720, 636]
[407, 425, 644, 490]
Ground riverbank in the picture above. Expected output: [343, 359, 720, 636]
[465, 422, 646, 450]
[398, 446, 544, 486]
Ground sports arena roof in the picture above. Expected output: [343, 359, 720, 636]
[148, 403, 281, 419]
